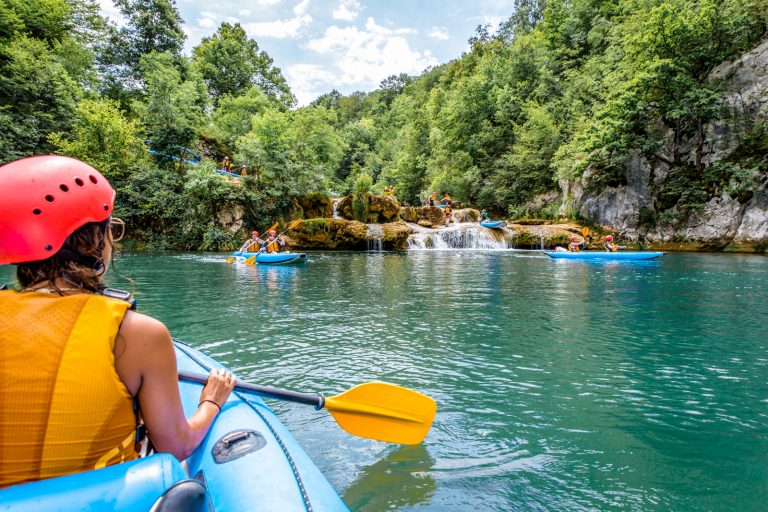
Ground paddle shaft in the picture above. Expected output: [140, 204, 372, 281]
[178, 370, 324, 409]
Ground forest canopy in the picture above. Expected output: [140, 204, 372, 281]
[1, 0, 766, 249]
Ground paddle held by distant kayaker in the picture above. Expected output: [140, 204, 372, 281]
[0, 155, 235, 488]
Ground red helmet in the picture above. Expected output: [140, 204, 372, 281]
[0, 155, 115, 265]
[252, 230, 259, 237]
[269, 230, 277, 237]
[605, 235, 613, 241]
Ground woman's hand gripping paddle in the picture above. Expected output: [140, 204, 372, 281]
[178, 371, 436, 444]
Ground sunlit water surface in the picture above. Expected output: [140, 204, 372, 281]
[3, 251, 767, 511]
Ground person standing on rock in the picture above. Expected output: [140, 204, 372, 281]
[429, 192, 437, 207]
[480, 209, 489, 222]
[442, 193, 452, 207]
[444, 204, 453, 226]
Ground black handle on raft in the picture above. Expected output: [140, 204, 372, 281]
[178, 370, 325, 409]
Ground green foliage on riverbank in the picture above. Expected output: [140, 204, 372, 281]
[1, 0, 766, 248]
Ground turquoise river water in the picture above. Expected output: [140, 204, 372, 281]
[2, 251, 767, 511]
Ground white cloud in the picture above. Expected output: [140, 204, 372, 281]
[243, 0, 312, 39]
[428, 26, 449, 40]
[98, 0, 125, 26]
[303, 17, 437, 97]
[332, 0, 361, 21]
[286, 64, 339, 106]
[238, 9, 252, 17]
[254, 0, 283, 5]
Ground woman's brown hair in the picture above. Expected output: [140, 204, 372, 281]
[16, 220, 111, 293]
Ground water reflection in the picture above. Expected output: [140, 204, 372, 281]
[342, 444, 436, 511]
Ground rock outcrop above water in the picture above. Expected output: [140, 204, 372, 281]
[560, 39, 768, 252]
[336, 194, 401, 223]
[284, 218, 414, 250]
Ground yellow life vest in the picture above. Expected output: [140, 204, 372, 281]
[265, 239, 280, 253]
[0, 290, 138, 488]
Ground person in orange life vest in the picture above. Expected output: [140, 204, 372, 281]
[239, 165, 248, 176]
[222, 156, 232, 172]
[260, 229, 285, 253]
[429, 192, 437, 207]
[604, 234, 626, 252]
[442, 193, 452, 207]
[238, 230, 263, 253]
[568, 235, 585, 252]
[444, 204, 453, 226]
[0, 156, 236, 488]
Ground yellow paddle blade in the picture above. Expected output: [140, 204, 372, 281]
[244, 256, 256, 265]
[225, 257, 234, 263]
[582, 226, 590, 237]
[324, 382, 436, 445]
[285, 219, 303, 231]
[265, 222, 278, 233]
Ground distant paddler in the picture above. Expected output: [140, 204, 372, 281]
[238, 231, 264, 253]
[260, 230, 286, 253]
[568, 235, 585, 252]
[604, 234, 627, 252]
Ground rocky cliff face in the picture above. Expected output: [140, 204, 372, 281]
[563, 39, 768, 252]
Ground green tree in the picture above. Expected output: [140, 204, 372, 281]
[192, 22, 293, 106]
[100, 0, 185, 92]
[49, 98, 147, 179]
[134, 51, 208, 163]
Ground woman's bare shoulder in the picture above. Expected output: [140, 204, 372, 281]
[119, 310, 172, 350]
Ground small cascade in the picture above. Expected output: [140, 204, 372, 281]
[406, 223, 509, 250]
[367, 224, 384, 252]
[332, 199, 342, 219]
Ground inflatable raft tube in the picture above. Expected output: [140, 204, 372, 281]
[545, 251, 664, 260]
[480, 220, 507, 229]
[232, 251, 308, 265]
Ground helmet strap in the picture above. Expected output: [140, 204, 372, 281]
[57, 249, 106, 275]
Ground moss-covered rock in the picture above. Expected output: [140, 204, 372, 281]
[284, 218, 369, 250]
[400, 206, 445, 228]
[381, 222, 414, 251]
[296, 193, 333, 219]
[337, 194, 400, 223]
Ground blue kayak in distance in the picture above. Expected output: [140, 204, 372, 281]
[480, 220, 507, 229]
[232, 251, 308, 265]
[0, 342, 349, 512]
[545, 251, 664, 260]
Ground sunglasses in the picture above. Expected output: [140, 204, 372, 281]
[110, 217, 125, 242]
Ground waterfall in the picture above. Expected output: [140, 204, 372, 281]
[332, 199, 342, 219]
[406, 223, 509, 250]
[367, 224, 384, 252]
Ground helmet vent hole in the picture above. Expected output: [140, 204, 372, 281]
[45, 195, 54, 202]
[44, 245, 53, 251]
[103, 204, 109, 211]
[33, 209, 42, 215]
[75, 178, 84, 186]
[59, 184, 69, 192]
[89, 175, 98, 184]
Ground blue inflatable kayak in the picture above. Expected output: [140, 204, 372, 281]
[232, 251, 307, 265]
[216, 169, 240, 178]
[545, 251, 664, 260]
[0, 342, 349, 512]
[480, 220, 507, 229]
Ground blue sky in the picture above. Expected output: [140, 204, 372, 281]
[99, 0, 517, 105]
